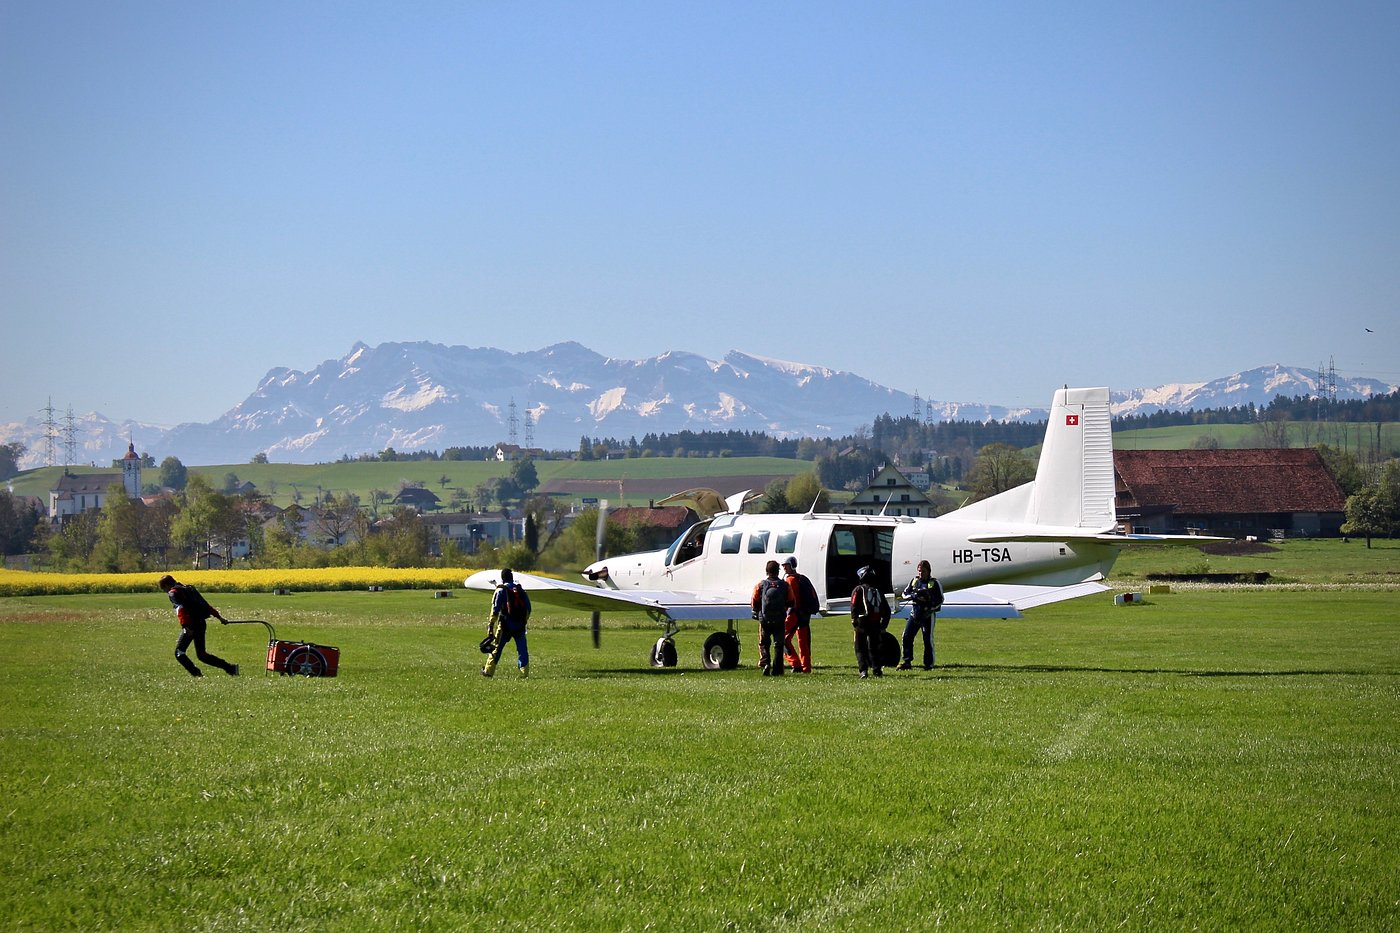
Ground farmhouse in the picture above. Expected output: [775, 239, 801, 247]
[494, 443, 546, 462]
[392, 486, 441, 511]
[840, 464, 936, 517]
[1114, 448, 1347, 538]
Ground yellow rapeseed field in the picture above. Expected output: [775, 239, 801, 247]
[0, 567, 473, 597]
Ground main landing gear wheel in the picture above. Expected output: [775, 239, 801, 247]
[879, 631, 901, 669]
[285, 646, 328, 677]
[700, 632, 741, 670]
[650, 636, 678, 668]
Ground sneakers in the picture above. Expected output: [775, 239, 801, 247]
[872, 668, 883, 677]
[858, 670, 868, 679]
[519, 665, 528, 678]
[895, 661, 912, 671]
[228, 664, 240, 677]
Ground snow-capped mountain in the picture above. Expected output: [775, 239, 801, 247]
[5, 349, 1394, 468]
[155, 341, 1031, 464]
[2, 412, 167, 473]
[1108, 364, 1394, 416]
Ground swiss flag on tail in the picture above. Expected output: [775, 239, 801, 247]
[1066, 414, 1080, 426]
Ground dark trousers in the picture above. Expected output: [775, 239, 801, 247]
[853, 625, 884, 673]
[902, 613, 936, 668]
[175, 621, 236, 676]
[758, 620, 785, 673]
[489, 626, 529, 669]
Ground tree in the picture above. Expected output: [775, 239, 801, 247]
[313, 492, 359, 547]
[1315, 445, 1368, 497]
[221, 472, 241, 494]
[785, 471, 829, 513]
[1341, 460, 1400, 548]
[250, 452, 269, 464]
[0, 441, 24, 481]
[49, 511, 100, 569]
[966, 443, 1036, 502]
[92, 482, 144, 572]
[509, 458, 539, 502]
[577, 436, 594, 461]
[0, 490, 42, 555]
[756, 478, 791, 514]
[158, 456, 188, 491]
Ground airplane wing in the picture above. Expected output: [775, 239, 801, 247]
[892, 580, 1110, 619]
[466, 572, 1109, 624]
[463, 570, 751, 622]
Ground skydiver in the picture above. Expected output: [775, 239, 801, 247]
[781, 556, 821, 673]
[158, 574, 239, 678]
[898, 559, 944, 670]
[751, 559, 791, 676]
[482, 568, 532, 678]
[850, 565, 890, 679]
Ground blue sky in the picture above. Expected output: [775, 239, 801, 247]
[3, 1, 1397, 427]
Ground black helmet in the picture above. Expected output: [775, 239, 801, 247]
[856, 565, 873, 582]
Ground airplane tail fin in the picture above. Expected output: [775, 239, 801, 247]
[1026, 386, 1116, 529]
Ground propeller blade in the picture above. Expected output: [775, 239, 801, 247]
[593, 499, 608, 649]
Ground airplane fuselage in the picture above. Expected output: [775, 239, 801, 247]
[586, 509, 1119, 611]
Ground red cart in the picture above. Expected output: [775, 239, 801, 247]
[226, 620, 340, 677]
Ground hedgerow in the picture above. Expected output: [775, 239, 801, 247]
[0, 567, 474, 597]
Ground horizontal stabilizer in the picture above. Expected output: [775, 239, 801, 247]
[967, 532, 1229, 545]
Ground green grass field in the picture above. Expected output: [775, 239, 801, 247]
[2, 578, 1396, 929]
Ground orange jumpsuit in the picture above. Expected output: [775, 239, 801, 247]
[782, 571, 818, 673]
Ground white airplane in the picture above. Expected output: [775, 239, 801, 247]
[466, 387, 1214, 670]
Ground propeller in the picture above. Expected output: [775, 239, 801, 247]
[592, 499, 608, 648]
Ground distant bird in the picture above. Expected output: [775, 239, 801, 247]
[1365, 327, 1374, 332]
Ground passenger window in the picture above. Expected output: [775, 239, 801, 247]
[721, 532, 742, 554]
[747, 531, 770, 554]
[775, 531, 798, 554]
[834, 529, 859, 556]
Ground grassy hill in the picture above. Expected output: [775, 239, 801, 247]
[7, 455, 812, 509]
[1112, 420, 1399, 452]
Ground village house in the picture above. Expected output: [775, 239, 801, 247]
[1114, 448, 1348, 538]
[840, 464, 937, 517]
[494, 443, 546, 462]
[392, 486, 442, 511]
[419, 511, 518, 555]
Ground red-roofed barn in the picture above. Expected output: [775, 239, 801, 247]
[1114, 448, 1347, 538]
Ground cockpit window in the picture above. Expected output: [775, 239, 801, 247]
[720, 531, 743, 554]
[666, 519, 711, 567]
[747, 530, 770, 554]
[775, 531, 798, 554]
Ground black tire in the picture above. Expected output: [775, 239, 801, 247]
[285, 646, 327, 677]
[701, 632, 740, 670]
[879, 631, 900, 669]
[650, 637, 678, 668]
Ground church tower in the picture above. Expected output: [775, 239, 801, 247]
[121, 441, 142, 498]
